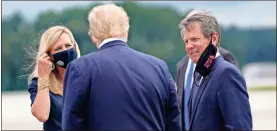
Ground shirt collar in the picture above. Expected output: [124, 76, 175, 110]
[98, 38, 126, 49]
[215, 51, 220, 58]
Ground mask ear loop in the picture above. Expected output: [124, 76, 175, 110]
[210, 33, 218, 48]
[210, 33, 213, 45]
[47, 52, 55, 71]
[51, 63, 55, 71]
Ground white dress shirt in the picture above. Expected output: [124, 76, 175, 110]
[98, 38, 126, 49]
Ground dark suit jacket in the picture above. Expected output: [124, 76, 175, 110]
[175, 47, 240, 129]
[188, 56, 252, 130]
[62, 40, 181, 130]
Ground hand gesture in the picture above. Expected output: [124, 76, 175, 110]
[38, 53, 53, 78]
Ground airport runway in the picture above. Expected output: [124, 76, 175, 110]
[2, 90, 276, 130]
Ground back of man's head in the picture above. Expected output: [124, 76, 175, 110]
[88, 3, 130, 44]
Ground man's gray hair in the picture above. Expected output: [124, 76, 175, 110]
[179, 9, 221, 47]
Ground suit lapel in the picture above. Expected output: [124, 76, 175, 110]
[179, 61, 188, 92]
[177, 56, 189, 107]
[189, 73, 212, 129]
[188, 56, 224, 129]
[175, 56, 190, 128]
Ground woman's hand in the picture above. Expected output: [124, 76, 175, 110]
[38, 53, 53, 78]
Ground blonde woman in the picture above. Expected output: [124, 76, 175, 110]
[27, 25, 81, 130]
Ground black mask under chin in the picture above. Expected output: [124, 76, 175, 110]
[195, 36, 217, 77]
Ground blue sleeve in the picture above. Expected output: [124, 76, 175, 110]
[62, 62, 89, 130]
[27, 77, 38, 106]
[163, 62, 181, 131]
[217, 67, 253, 130]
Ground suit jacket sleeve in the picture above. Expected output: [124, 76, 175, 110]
[217, 67, 252, 130]
[163, 62, 181, 131]
[62, 62, 89, 130]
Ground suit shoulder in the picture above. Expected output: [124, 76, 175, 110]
[216, 60, 246, 91]
[70, 52, 98, 71]
[176, 55, 188, 69]
[217, 60, 242, 76]
[73, 50, 101, 62]
[134, 49, 167, 66]
[220, 47, 235, 58]
[219, 47, 229, 54]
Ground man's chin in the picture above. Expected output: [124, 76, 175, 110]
[189, 54, 199, 63]
[191, 58, 199, 64]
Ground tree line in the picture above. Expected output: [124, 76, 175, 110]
[2, 2, 276, 91]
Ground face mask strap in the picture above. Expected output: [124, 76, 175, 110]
[194, 33, 217, 77]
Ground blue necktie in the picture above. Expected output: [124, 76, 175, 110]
[184, 60, 194, 130]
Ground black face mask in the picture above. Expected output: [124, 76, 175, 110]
[195, 35, 217, 77]
[52, 48, 78, 69]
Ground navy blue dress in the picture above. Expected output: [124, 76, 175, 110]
[28, 77, 63, 130]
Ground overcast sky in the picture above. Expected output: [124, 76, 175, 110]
[2, 1, 276, 28]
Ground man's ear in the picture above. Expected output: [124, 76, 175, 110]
[91, 36, 101, 47]
[212, 32, 219, 47]
[91, 36, 98, 44]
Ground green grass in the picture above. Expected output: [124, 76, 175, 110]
[248, 86, 276, 92]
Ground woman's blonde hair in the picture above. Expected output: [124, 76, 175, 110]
[88, 3, 130, 43]
[28, 25, 81, 95]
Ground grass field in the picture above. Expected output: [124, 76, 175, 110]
[248, 86, 276, 91]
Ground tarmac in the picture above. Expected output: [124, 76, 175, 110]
[1, 90, 276, 130]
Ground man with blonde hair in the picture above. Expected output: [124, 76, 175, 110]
[62, 3, 181, 130]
